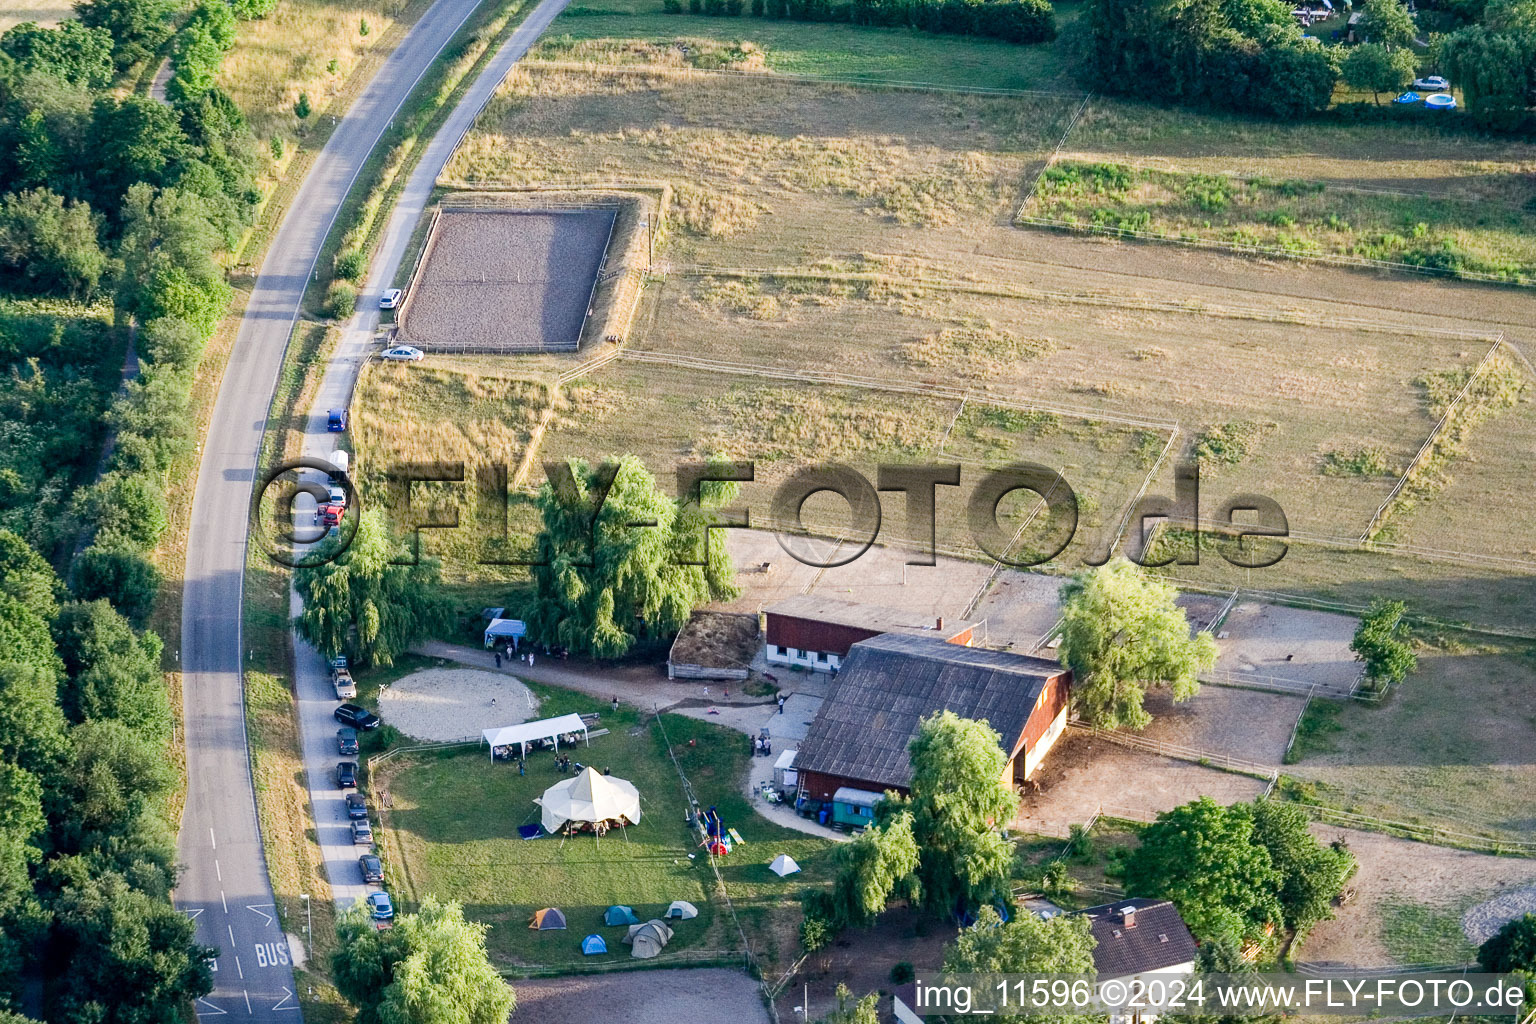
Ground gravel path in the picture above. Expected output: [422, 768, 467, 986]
[510, 967, 769, 1024]
[1462, 885, 1536, 945]
[379, 667, 539, 741]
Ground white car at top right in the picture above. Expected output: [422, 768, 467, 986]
[1413, 76, 1449, 91]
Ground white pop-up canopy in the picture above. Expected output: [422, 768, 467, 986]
[535, 767, 642, 834]
[482, 713, 589, 761]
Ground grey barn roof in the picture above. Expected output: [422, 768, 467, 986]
[765, 595, 977, 639]
[1079, 898, 1199, 978]
[794, 633, 1064, 791]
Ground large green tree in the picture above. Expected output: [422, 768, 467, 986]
[1123, 797, 1283, 949]
[0, 188, 106, 299]
[884, 712, 1018, 915]
[945, 907, 1099, 1024]
[812, 809, 921, 932]
[1350, 598, 1415, 692]
[333, 898, 514, 1024]
[1057, 559, 1216, 730]
[1342, 42, 1419, 103]
[1359, 0, 1419, 48]
[525, 456, 738, 659]
[1247, 800, 1353, 938]
[52, 600, 171, 735]
[1479, 913, 1536, 972]
[295, 508, 446, 667]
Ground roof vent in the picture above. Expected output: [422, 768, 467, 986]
[1111, 929, 1122, 938]
[1159, 934, 1169, 943]
[937, 616, 945, 630]
[1121, 905, 1137, 928]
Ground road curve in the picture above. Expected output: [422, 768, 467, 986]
[175, 0, 494, 1017]
[293, 0, 575, 912]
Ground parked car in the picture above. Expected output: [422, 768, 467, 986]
[379, 288, 403, 310]
[351, 819, 373, 845]
[332, 667, 356, 700]
[327, 485, 347, 506]
[335, 704, 380, 729]
[337, 727, 360, 755]
[1412, 75, 1449, 91]
[336, 761, 358, 788]
[328, 449, 349, 479]
[345, 792, 368, 819]
[319, 502, 345, 528]
[366, 891, 394, 920]
[359, 854, 384, 883]
[380, 345, 424, 363]
[328, 408, 348, 432]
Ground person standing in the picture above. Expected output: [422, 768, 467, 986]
[611, 696, 620, 713]
[495, 651, 502, 668]
[528, 651, 535, 669]
[777, 693, 786, 715]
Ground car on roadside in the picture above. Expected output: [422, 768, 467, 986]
[366, 891, 394, 920]
[336, 761, 358, 788]
[337, 727, 360, 755]
[328, 408, 348, 433]
[327, 485, 347, 507]
[380, 345, 424, 363]
[332, 667, 356, 700]
[359, 854, 384, 883]
[351, 818, 373, 845]
[379, 288, 403, 310]
[1412, 75, 1449, 91]
[335, 704, 380, 730]
[318, 502, 345, 528]
[345, 792, 368, 819]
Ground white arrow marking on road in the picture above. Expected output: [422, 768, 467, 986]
[246, 904, 275, 926]
[195, 999, 226, 1017]
[273, 989, 298, 1012]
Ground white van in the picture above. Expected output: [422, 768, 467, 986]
[329, 449, 349, 479]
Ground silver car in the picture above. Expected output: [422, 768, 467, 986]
[380, 345, 424, 363]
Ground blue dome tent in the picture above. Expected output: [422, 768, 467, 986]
[581, 934, 607, 955]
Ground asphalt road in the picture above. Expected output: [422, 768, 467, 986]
[174, 0, 496, 1017]
[291, 0, 575, 912]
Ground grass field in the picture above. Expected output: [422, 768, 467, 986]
[527, 0, 1083, 90]
[377, 686, 833, 970]
[1284, 634, 1536, 845]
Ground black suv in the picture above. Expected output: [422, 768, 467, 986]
[345, 793, 368, 820]
[358, 854, 383, 884]
[336, 761, 357, 788]
[334, 704, 379, 730]
[336, 727, 360, 755]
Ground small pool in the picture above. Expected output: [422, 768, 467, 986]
[1425, 93, 1457, 110]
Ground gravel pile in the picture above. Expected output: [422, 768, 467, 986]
[378, 668, 538, 742]
[1462, 886, 1536, 945]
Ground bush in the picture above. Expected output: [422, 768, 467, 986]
[663, 0, 684, 11]
[800, 913, 832, 952]
[294, 92, 312, 119]
[75, 473, 169, 550]
[750, 0, 764, 13]
[325, 280, 357, 320]
[334, 247, 367, 281]
[72, 545, 161, 625]
[890, 962, 915, 984]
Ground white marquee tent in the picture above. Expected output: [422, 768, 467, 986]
[482, 713, 589, 761]
[535, 767, 642, 834]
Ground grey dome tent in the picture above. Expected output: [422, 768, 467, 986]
[622, 919, 673, 959]
[604, 905, 640, 926]
[665, 900, 698, 920]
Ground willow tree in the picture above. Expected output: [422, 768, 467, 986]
[524, 457, 738, 659]
[294, 508, 445, 667]
[1057, 559, 1216, 730]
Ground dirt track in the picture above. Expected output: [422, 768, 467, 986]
[510, 966, 770, 1023]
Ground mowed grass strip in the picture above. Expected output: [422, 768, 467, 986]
[380, 689, 832, 969]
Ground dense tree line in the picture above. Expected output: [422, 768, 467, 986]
[666, 0, 1056, 45]
[1080, 0, 1340, 117]
[1435, 0, 1536, 127]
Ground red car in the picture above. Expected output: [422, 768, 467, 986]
[319, 502, 345, 527]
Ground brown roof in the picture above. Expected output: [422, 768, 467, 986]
[794, 633, 1063, 791]
[764, 595, 975, 639]
[1078, 898, 1199, 978]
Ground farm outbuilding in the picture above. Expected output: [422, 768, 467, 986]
[794, 633, 1070, 801]
[667, 610, 760, 681]
[763, 595, 977, 674]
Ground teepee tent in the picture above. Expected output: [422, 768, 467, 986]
[581, 934, 607, 955]
[768, 854, 800, 877]
[604, 905, 640, 927]
[665, 900, 698, 920]
[535, 767, 642, 834]
[529, 907, 567, 930]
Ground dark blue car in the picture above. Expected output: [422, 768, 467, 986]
[327, 408, 347, 432]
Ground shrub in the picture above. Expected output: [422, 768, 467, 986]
[334, 247, 367, 281]
[294, 92, 312, 119]
[325, 280, 357, 320]
[800, 913, 832, 952]
[750, 0, 764, 12]
[890, 962, 915, 984]
[72, 545, 161, 625]
[664, 0, 684, 10]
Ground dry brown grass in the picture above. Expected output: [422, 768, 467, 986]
[0, 0, 70, 33]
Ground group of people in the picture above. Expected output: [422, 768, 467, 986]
[493, 646, 536, 670]
[753, 733, 773, 756]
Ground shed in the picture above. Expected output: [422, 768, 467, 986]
[773, 748, 799, 792]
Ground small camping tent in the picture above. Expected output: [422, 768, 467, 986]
[769, 854, 800, 877]
[581, 934, 607, 956]
[604, 905, 640, 927]
[665, 900, 698, 920]
[529, 907, 567, 930]
[623, 919, 673, 959]
[536, 767, 642, 834]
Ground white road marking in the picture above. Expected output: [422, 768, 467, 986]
[215, 860, 222, 882]
[221, 891, 228, 912]
[195, 998, 226, 1017]
[210, 828, 217, 850]
[235, 956, 243, 979]
[273, 988, 298, 1012]
[246, 904, 275, 927]
[243, 991, 251, 1015]
[184, 907, 204, 920]
[228, 925, 236, 948]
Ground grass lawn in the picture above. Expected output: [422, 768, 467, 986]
[532, 0, 1083, 90]
[1378, 900, 1479, 965]
[377, 683, 834, 970]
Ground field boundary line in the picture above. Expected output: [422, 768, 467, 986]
[1012, 91, 1092, 223]
[1068, 722, 1279, 780]
[961, 464, 1068, 621]
[1103, 425, 1181, 561]
[520, 58, 1087, 98]
[618, 348, 1176, 430]
[675, 262, 1489, 339]
[1302, 804, 1536, 856]
[1358, 335, 1505, 543]
[1014, 215, 1530, 287]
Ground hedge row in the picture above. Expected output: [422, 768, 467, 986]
[666, 0, 1056, 45]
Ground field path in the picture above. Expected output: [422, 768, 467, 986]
[174, 0, 507, 1016]
[290, 0, 576, 912]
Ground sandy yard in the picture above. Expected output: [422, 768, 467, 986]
[1016, 731, 1269, 835]
[1298, 827, 1536, 967]
[1212, 602, 1361, 696]
[510, 967, 770, 1024]
[1135, 685, 1305, 767]
[969, 569, 1066, 652]
[379, 668, 539, 742]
